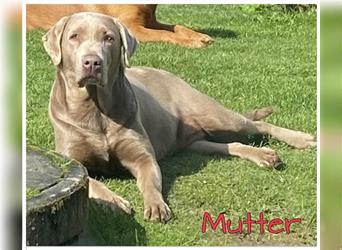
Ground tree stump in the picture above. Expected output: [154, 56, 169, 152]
[26, 146, 89, 246]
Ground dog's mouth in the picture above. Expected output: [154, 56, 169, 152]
[78, 75, 103, 88]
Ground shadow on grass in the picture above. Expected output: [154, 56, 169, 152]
[81, 202, 148, 246]
[160, 151, 213, 199]
[159, 133, 287, 201]
[199, 28, 238, 39]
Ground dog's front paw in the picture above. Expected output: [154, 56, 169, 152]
[88, 178, 132, 214]
[109, 193, 132, 214]
[144, 197, 171, 223]
[91, 194, 132, 214]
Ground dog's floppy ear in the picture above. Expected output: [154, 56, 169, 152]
[42, 16, 70, 66]
[113, 18, 138, 68]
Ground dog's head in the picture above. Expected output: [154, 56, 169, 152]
[43, 12, 138, 88]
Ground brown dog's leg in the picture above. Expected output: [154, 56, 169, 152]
[174, 25, 214, 44]
[128, 4, 213, 48]
[188, 140, 282, 168]
[152, 21, 214, 46]
[129, 26, 212, 48]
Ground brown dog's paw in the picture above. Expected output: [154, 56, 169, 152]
[144, 198, 171, 223]
[199, 33, 214, 44]
[182, 38, 210, 48]
[174, 25, 214, 44]
[179, 32, 214, 48]
[192, 35, 214, 48]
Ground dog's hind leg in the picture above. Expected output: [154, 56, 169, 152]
[194, 105, 315, 149]
[187, 140, 282, 168]
[243, 106, 273, 121]
[242, 120, 316, 149]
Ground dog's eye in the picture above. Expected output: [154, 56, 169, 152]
[104, 35, 114, 43]
[69, 33, 79, 40]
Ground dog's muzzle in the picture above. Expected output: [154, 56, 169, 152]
[78, 54, 103, 87]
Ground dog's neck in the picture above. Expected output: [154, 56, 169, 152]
[89, 66, 137, 124]
[57, 66, 137, 125]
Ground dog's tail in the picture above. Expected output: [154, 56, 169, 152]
[244, 106, 273, 121]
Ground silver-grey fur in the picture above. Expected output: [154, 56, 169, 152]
[43, 12, 316, 222]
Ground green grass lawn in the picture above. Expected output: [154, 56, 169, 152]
[26, 5, 317, 246]
[320, 9, 342, 249]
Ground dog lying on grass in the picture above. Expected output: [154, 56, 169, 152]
[27, 4, 213, 48]
[43, 12, 316, 222]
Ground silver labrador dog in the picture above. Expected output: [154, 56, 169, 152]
[43, 12, 316, 222]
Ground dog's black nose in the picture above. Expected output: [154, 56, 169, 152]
[82, 55, 102, 74]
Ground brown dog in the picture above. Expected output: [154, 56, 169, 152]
[43, 12, 316, 223]
[27, 4, 213, 48]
